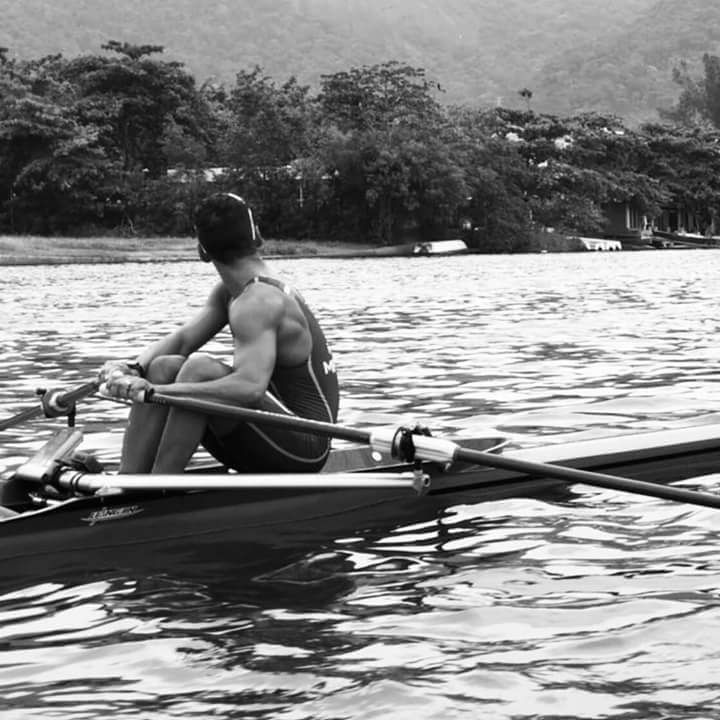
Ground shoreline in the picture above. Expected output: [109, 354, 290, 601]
[0, 235, 374, 266]
[0, 233, 665, 266]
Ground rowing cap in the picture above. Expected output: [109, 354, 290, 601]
[196, 192, 261, 261]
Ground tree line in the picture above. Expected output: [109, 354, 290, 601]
[1, 42, 720, 251]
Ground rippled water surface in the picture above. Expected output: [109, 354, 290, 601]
[3, 251, 720, 718]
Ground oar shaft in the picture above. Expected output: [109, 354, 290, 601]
[452, 446, 720, 510]
[368, 429, 720, 510]
[0, 381, 99, 431]
[146, 392, 720, 510]
[57, 381, 99, 405]
[148, 392, 371, 443]
[0, 406, 44, 431]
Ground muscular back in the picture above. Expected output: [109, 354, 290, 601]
[227, 276, 338, 421]
[227, 279, 311, 367]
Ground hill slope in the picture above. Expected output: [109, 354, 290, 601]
[533, 0, 720, 122]
[1, 0, 716, 120]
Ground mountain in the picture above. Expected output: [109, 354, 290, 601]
[533, 0, 720, 123]
[1, 0, 718, 121]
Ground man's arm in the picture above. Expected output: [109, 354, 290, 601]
[133, 282, 229, 370]
[100, 283, 229, 384]
[149, 286, 283, 405]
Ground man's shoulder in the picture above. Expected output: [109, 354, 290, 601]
[236, 277, 288, 302]
[229, 281, 286, 322]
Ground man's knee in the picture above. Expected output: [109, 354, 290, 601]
[175, 353, 230, 382]
[145, 355, 185, 384]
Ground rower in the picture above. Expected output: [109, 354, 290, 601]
[98, 193, 340, 475]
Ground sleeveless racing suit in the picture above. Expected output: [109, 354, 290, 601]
[201, 276, 339, 472]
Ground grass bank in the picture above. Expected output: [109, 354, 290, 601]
[0, 232, 603, 266]
[0, 235, 371, 266]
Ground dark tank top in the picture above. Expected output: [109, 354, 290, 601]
[242, 276, 339, 422]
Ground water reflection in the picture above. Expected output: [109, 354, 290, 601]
[3, 480, 720, 718]
[4, 251, 720, 717]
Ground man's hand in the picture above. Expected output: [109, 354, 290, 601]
[99, 367, 152, 402]
[98, 360, 143, 385]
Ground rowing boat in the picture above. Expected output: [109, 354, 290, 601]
[2, 414, 720, 585]
[311, 238, 468, 258]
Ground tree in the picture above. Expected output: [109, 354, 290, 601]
[449, 107, 535, 251]
[638, 122, 720, 234]
[210, 67, 319, 236]
[0, 53, 118, 233]
[518, 87, 533, 111]
[316, 62, 462, 244]
[63, 41, 210, 177]
[482, 108, 668, 236]
[222, 67, 313, 168]
[318, 61, 443, 133]
[661, 54, 720, 129]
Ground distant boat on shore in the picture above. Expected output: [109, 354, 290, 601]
[411, 239, 468, 256]
[651, 229, 720, 249]
[318, 239, 468, 259]
[573, 236, 622, 251]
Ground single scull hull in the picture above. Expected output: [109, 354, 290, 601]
[1, 424, 720, 584]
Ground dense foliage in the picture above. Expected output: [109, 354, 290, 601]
[2, 43, 720, 250]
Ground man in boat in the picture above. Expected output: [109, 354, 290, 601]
[98, 192, 339, 474]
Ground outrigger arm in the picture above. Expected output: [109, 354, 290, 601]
[13, 428, 84, 485]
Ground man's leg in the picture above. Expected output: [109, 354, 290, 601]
[119, 355, 185, 473]
[202, 393, 330, 473]
[150, 353, 233, 473]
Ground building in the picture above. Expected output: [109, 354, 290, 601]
[601, 200, 644, 240]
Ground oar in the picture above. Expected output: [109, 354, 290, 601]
[0, 381, 99, 431]
[146, 392, 720, 510]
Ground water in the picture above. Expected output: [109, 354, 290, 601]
[2, 251, 720, 718]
